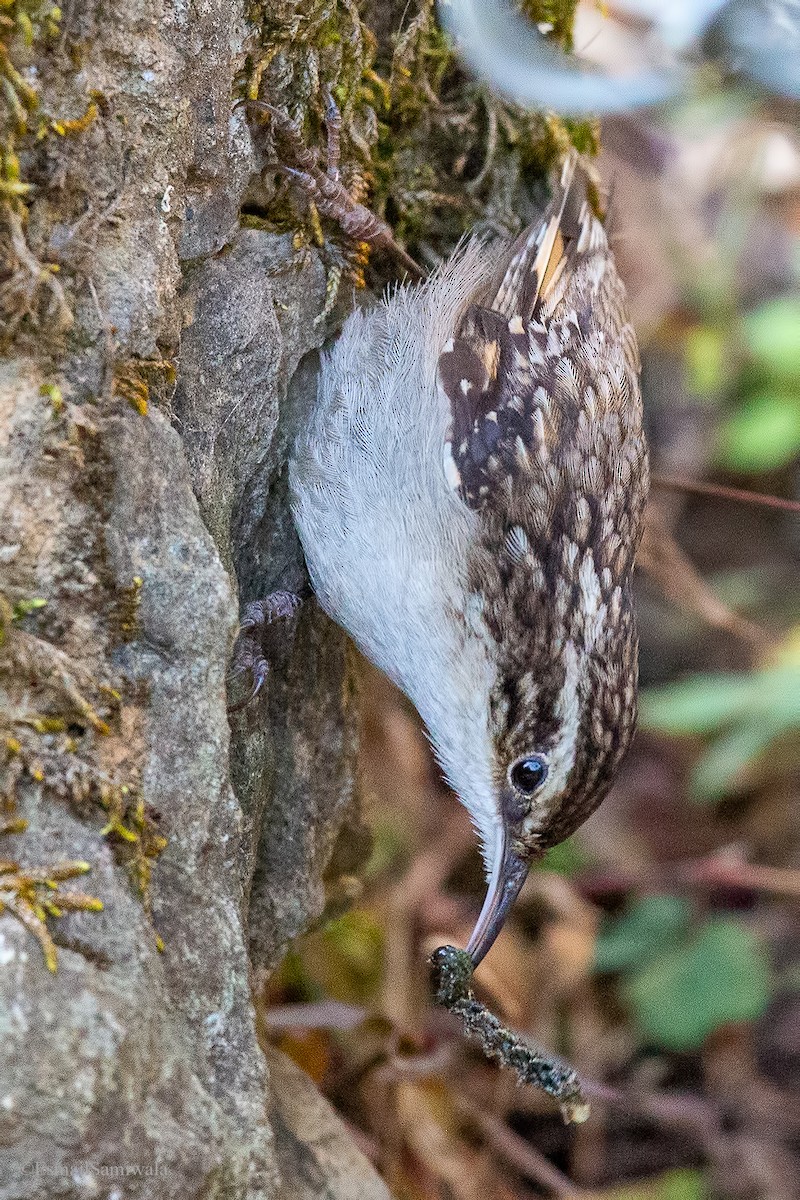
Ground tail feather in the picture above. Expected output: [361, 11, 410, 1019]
[490, 152, 601, 323]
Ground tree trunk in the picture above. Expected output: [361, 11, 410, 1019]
[0, 3, 379, 1196]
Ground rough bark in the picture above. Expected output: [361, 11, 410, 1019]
[0, 3, 380, 1197]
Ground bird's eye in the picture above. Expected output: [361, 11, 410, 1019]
[509, 755, 549, 796]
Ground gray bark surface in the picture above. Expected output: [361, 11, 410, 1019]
[0, 3, 379, 1197]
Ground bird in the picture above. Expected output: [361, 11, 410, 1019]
[288, 151, 649, 967]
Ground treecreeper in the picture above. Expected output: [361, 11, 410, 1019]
[239, 150, 649, 1118]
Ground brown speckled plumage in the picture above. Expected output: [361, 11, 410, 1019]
[438, 155, 648, 851]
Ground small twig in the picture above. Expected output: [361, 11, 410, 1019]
[264, 1001, 367, 1031]
[677, 853, 800, 900]
[371, 1044, 455, 1085]
[638, 503, 771, 651]
[455, 1095, 587, 1197]
[466, 98, 498, 195]
[429, 945, 590, 1124]
[577, 850, 800, 902]
[652, 472, 800, 516]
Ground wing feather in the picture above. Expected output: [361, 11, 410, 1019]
[437, 151, 638, 551]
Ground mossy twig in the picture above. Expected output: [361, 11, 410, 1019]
[430, 944, 590, 1124]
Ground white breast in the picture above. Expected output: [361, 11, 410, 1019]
[289, 244, 506, 865]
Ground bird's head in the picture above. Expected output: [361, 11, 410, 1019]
[452, 541, 641, 966]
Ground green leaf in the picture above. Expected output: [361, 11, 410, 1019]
[688, 711, 792, 802]
[716, 390, 800, 472]
[538, 836, 587, 877]
[706, 567, 771, 612]
[658, 1171, 707, 1200]
[626, 919, 771, 1051]
[321, 909, 384, 999]
[684, 326, 727, 397]
[364, 815, 410, 879]
[643, 668, 800, 802]
[594, 897, 691, 975]
[605, 1170, 708, 1200]
[743, 299, 800, 379]
[641, 668, 800, 735]
[640, 673, 756, 734]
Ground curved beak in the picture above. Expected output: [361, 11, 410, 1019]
[466, 827, 529, 967]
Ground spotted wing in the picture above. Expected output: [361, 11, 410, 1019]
[437, 153, 633, 529]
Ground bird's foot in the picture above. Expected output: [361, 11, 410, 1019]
[227, 590, 303, 712]
[248, 91, 422, 281]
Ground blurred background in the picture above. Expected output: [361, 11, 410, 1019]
[259, 3, 800, 1196]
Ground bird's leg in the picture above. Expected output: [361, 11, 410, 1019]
[227, 591, 302, 712]
[248, 100, 423, 280]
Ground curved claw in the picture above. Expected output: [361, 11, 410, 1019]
[227, 656, 269, 713]
[241, 591, 302, 630]
[227, 590, 303, 713]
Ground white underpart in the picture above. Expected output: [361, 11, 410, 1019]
[290, 241, 504, 876]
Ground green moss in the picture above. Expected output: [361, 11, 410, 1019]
[522, 0, 580, 51]
[0, 597, 166, 942]
[369, 0, 598, 260]
[39, 381, 64, 413]
[111, 357, 177, 415]
[98, 788, 167, 917]
[1, 2, 74, 343]
[11, 596, 47, 620]
[1, 717, 167, 929]
[0, 813, 103, 973]
[0, 2, 100, 344]
[114, 576, 143, 644]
